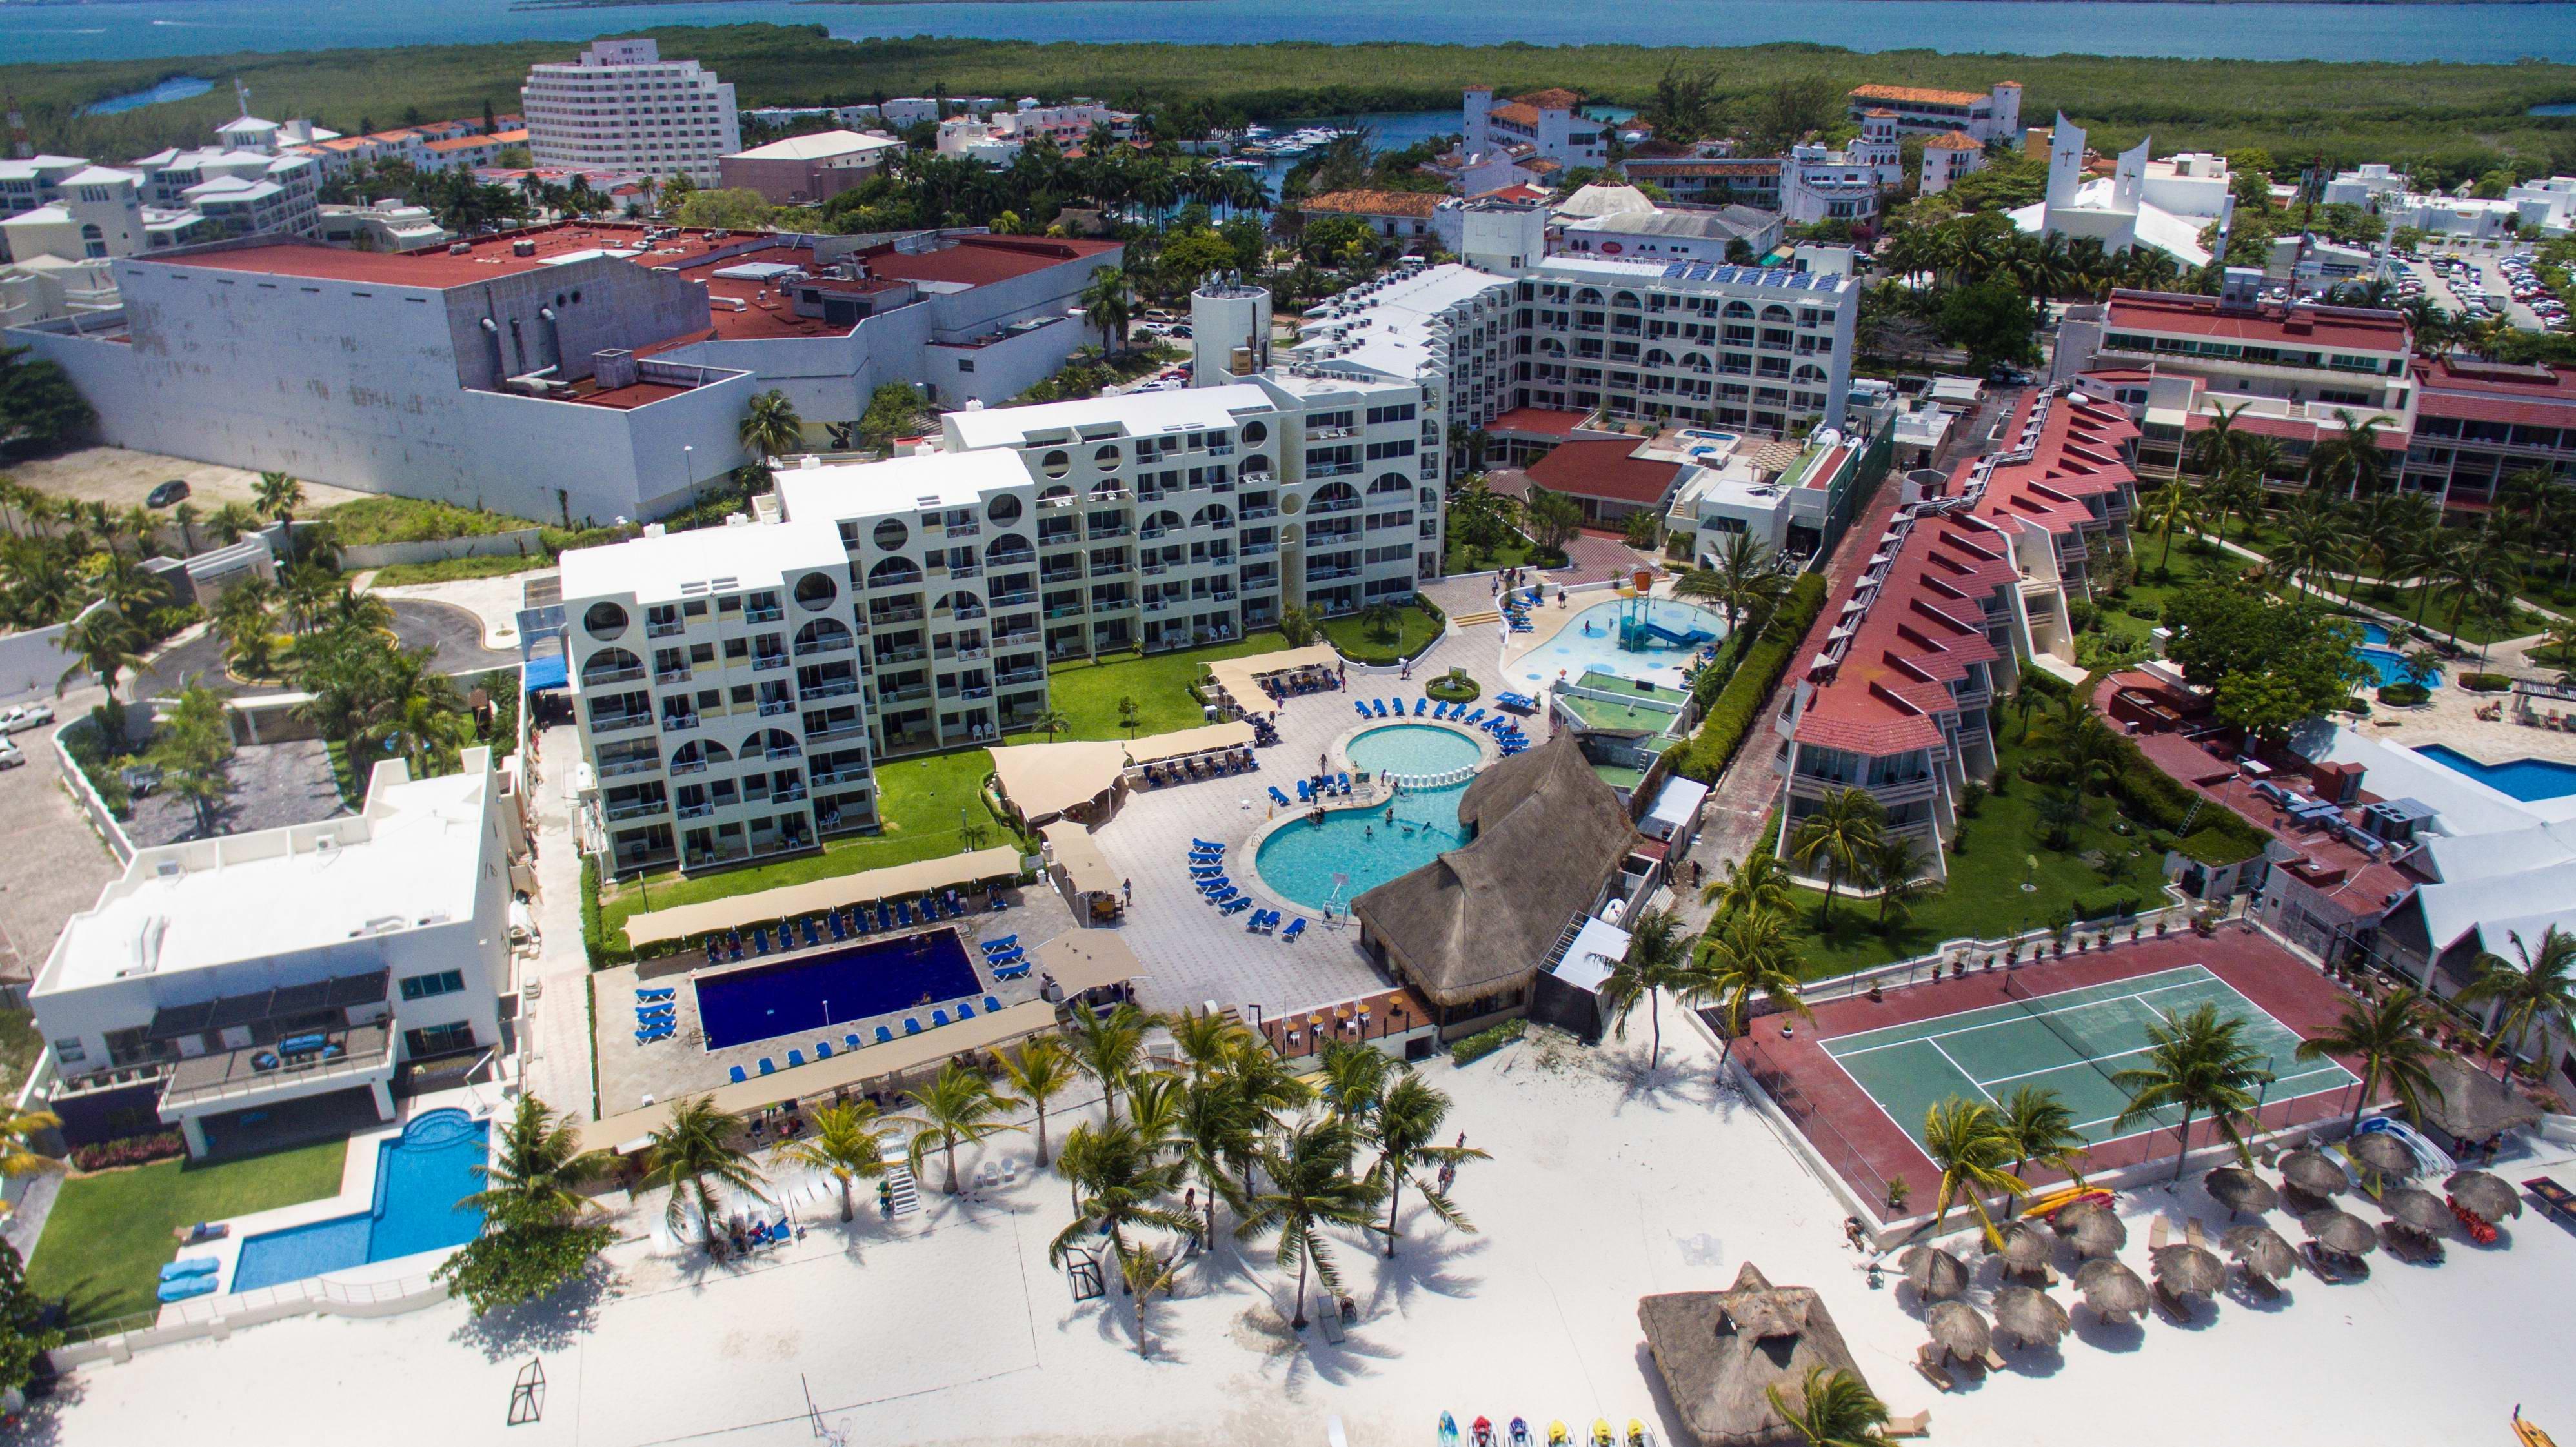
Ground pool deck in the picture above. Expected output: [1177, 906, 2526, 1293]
[2342, 668, 2576, 767]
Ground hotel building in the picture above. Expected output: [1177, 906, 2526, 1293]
[522, 39, 741, 186]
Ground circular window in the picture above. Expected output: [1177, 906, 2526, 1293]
[1041, 449, 1070, 479]
[872, 518, 909, 552]
[1093, 443, 1122, 467]
[986, 494, 1023, 527]
[1279, 492, 1305, 516]
[793, 572, 839, 611]
[1242, 420, 1269, 445]
[582, 601, 629, 640]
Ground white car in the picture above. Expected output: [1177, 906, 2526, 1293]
[0, 702, 52, 734]
[0, 740, 23, 770]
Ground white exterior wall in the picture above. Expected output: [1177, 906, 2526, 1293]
[523, 39, 741, 186]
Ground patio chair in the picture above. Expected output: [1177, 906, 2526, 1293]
[1193, 838, 1225, 851]
[985, 995, 1002, 1013]
[1413, 698, 1427, 716]
[845, 1033, 863, 1051]
[1353, 701, 1372, 719]
[852, 907, 873, 936]
[1296, 778, 1313, 802]
[758, 1057, 777, 1075]
[903, 1018, 923, 1035]
[1337, 772, 1353, 794]
[801, 918, 821, 949]
[751, 927, 772, 955]
[1271, 785, 1293, 807]
[816, 1041, 832, 1059]
[730, 1065, 749, 1084]
[983, 934, 1020, 953]
[1220, 895, 1251, 915]
[1371, 699, 1389, 717]
[829, 913, 849, 942]
[877, 1026, 894, 1044]
[704, 940, 721, 966]
[932, 1007, 952, 1027]
[958, 1000, 975, 1019]
[1282, 918, 1307, 942]
[788, 1049, 805, 1067]
[875, 902, 892, 931]
[896, 900, 915, 928]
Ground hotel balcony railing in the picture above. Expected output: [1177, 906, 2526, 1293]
[654, 667, 692, 686]
[943, 520, 980, 536]
[1041, 568, 1082, 585]
[957, 685, 994, 700]
[1038, 529, 1081, 548]
[598, 754, 662, 778]
[745, 606, 784, 623]
[757, 698, 796, 717]
[1242, 542, 1278, 556]
[997, 667, 1045, 686]
[678, 803, 716, 820]
[990, 589, 1035, 605]
[812, 766, 871, 787]
[951, 563, 983, 580]
[592, 712, 654, 735]
[772, 786, 809, 804]
[763, 744, 801, 760]
[876, 644, 928, 663]
[996, 628, 1040, 645]
[606, 797, 669, 822]
[1309, 498, 1362, 514]
[1209, 589, 1238, 602]
[1089, 564, 1127, 579]
[800, 680, 860, 701]
[882, 684, 933, 705]
[647, 620, 686, 638]
[871, 605, 927, 625]
[752, 654, 789, 671]
[1241, 506, 1278, 520]
[1208, 443, 1236, 456]
[1045, 604, 1084, 620]
[951, 605, 987, 622]
[806, 720, 868, 743]
[1144, 599, 1175, 614]
[659, 714, 701, 734]
[667, 757, 709, 776]
[1138, 527, 1169, 541]
[794, 637, 853, 656]
[947, 646, 991, 663]
[1087, 524, 1132, 540]
[1142, 561, 1169, 575]
[1307, 463, 1362, 478]
[1136, 488, 1165, 503]
[583, 665, 645, 687]
[1306, 566, 1361, 582]
[988, 549, 1036, 567]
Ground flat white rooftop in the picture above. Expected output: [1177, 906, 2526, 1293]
[557, 516, 847, 604]
[1536, 254, 1858, 294]
[944, 383, 1279, 450]
[775, 447, 1031, 521]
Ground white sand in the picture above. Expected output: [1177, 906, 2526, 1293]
[39, 1013, 2576, 1446]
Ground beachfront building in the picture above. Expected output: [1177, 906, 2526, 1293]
[1616, 117, 1901, 229]
[2007, 116, 2231, 269]
[719, 130, 901, 206]
[522, 39, 741, 187]
[28, 752, 522, 1160]
[1463, 86, 1609, 172]
[1846, 81, 2024, 146]
[1265, 253, 1524, 441]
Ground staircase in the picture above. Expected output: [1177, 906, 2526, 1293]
[882, 1160, 921, 1218]
[1450, 610, 1502, 629]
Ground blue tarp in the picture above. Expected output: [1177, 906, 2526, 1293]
[523, 655, 567, 692]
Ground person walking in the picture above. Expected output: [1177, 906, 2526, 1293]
[1122, 878, 1132, 906]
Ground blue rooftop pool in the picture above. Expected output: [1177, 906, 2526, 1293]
[694, 927, 981, 1050]
[1254, 782, 1472, 913]
[2415, 743, 2576, 802]
[231, 1109, 488, 1293]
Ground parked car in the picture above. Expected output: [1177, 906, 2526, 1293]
[0, 740, 23, 771]
[145, 479, 190, 509]
[0, 702, 54, 733]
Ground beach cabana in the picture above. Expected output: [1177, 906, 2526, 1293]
[2056, 1199, 2128, 1259]
[2222, 1221, 2299, 1285]
[2071, 1259, 2150, 1323]
[1039, 820, 1122, 919]
[2204, 1166, 2277, 1219]
[1201, 643, 1340, 714]
[2415, 1055, 2543, 1151]
[1898, 1244, 1968, 1301]
[1638, 1263, 1877, 1447]
[1922, 1300, 1991, 1364]
[2446, 1169, 2522, 1224]
[1990, 1284, 2069, 1348]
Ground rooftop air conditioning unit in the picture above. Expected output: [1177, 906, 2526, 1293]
[512, 238, 537, 258]
[448, 241, 472, 256]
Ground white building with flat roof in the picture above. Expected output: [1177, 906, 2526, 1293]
[30, 752, 521, 1159]
[523, 38, 741, 186]
[2007, 116, 2229, 269]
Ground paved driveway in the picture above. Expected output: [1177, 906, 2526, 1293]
[135, 599, 519, 701]
[0, 685, 122, 991]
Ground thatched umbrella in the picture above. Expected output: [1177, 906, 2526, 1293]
[2280, 1148, 2350, 1197]
[2447, 1169, 2524, 1224]
[1899, 1244, 1969, 1301]
[1638, 1263, 1876, 1447]
[2151, 1242, 2228, 1299]
[2303, 1207, 2379, 1257]
[1995, 1220, 2057, 1275]
[2380, 1185, 2451, 1236]
[1924, 1300, 1992, 1362]
[2222, 1222, 2299, 1282]
[2347, 1131, 2417, 1179]
[2204, 1166, 2278, 1219]
[2073, 1258, 2151, 1321]
[1991, 1284, 2071, 1348]
[2057, 1200, 2128, 1259]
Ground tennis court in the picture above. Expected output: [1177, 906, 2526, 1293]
[1820, 964, 2361, 1152]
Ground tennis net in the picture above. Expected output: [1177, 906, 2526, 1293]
[2000, 971, 2137, 1100]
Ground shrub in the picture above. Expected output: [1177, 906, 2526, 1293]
[1426, 667, 1480, 703]
[1675, 572, 1829, 784]
[70, 1131, 186, 1171]
[1958, 780, 1987, 819]
[2460, 672, 2511, 693]
[2066, 598, 2101, 634]
[2147, 828, 2178, 852]
[2127, 599, 2163, 622]
[580, 856, 615, 967]
[2179, 824, 2262, 867]
[1449, 1018, 1527, 1066]
[2075, 888, 2140, 920]
[1414, 592, 1445, 624]
[2377, 682, 2430, 706]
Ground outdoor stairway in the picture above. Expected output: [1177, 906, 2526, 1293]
[1451, 610, 1502, 628]
[883, 1160, 921, 1218]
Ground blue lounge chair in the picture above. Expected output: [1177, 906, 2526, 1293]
[1245, 907, 1267, 931]
[632, 1027, 667, 1046]
[1192, 864, 1223, 878]
[846, 1033, 863, 1051]
[896, 899, 915, 927]
[801, 918, 821, 949]
[1207, 889, 1239, 906]
[1282, 917, 1307, 941]
[1270, 785, 1293, 807]
[1193, 838, 1225, 851]
[767, 1220, 792, 1245]
[903, 1018, 922, 1035]
[1296, 778, 1313, 802]
[876, 902, 892, 931]
[958, 1000, 976, 1019]
[787, 1049, 805, 1068]
[1372, 698, 1389, 717]
[985, 995, 1002, 1013]
[983, 934, 1020, 953]
[988, 949, 1025, 968]
[637, 986, 675, 1000]
[729, 1064, 749, 1084]
[161, 1255, 221, 1282]
[816, 1041, 832, 1058]
[877, 1026, 894, 1044]
[157, 1274, 219, 1305]
[1413, 698, 1427, 716]
[994, 963, 1031, 982]
[1354, 700, 1372, 719]
[852, 907, 872, 936]
[931, 1009, 949, 1027]
[758, 1057, 776, 1075]
[829, 912, 849, 942]
[750, 927, 772, 955]
[727, 932, 745, 962]
[1337, 772, 1353, 794]
[1220, 895, 1252, 915]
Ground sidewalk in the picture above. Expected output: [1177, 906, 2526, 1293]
[518, 724, 599, 1118]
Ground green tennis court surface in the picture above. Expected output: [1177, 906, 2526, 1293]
[1821, 966, 2360, 1151]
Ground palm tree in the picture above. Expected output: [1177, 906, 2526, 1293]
[1071, 1002, 1159, 1125]
[1366, 1073, 1485, 1256]
[1678, 529, 1790, 636]
[2269, 494, 2352, 599]
[2138, 480, 2201, 573]
[1791, 788, 1887, 927]
[1318, 1038, 1393, 1122]
[1600, 906, 1696, 1069]
[253, 471, 306, 562]
[641, 1095, 768, 1251]
[1766, 1364, 1893, 1447]
[1699, 906, 1810, 1066]
[1864, 832, 1936, 930]
[1171, 1071, 1254, 1246]
[896, 1060, 1023, 1195]
[2295, 987, 2442, 1129]
[997, 1037, 1080, 1167]
[738, 388, 803, 470]
[1994, 1084, 2087, 1188]
[205, 501, 262, 546]
[2461, 926, 2576, 1080]
[2110, 1002, 2277, 1180]
[776, 1100, 889, 1222]
[1049, 1118, 1199, 1356]
[171, 500, 201, 556]
[2306, 409, 2391, 498]
[2189, 401, 2251, 481]
[469, 1093, 610, 1228]
[1034, 707, 1071, 743]
[54, 605, 146, 712]
[1921, 1097, 2026, 1248]
[1236, 1115, 1384, 1330]
[0, 1103, 63, 1213]
[1080, 265, 1134, 355]
[1703, 849, 1796, 920]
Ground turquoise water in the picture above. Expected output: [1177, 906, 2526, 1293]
[1349, 724, 1480, 779]
[2357, 623, 2444, 691]
[231, 1109, 490, 1292]
[2416, 744, 2576, 803]
[1520, 598, 1726, 692]
[1254, 782, 1471, 911]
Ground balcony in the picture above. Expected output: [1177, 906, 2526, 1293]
[1306, 566, 1360, 582]
[647, 620, 685, 638]
[1241, 505, 1278, 520]
[752, 654, 789, 671]
[990, 589, 1035, 605]
[745, 605, 783, 623]
[876, 644, 928, 664]
[794, 637, 853, 656]
[1089, 564, 1127, 580]
[1309, 498, 1361, 514]
[591, 713, 654, 735]
[1306, 463, 1361, 478]
[583, 665, 645, 687]
[1142, 561, 1169, 575]
[1145, 599, 1174, 614]
[799, 680, 860, 701]
[995, 628, 1040, 646]
[598, 754, 661, 778]
[951, 605, 987, 622]
[1040, 568, 1082, 585]
[654, 667, 692, 686]
[758, 698, 796, 716]
[871, 605, 927, 625]
[659, 714, 701, 734]
[1242, 541, 1278, 556]
[883, 684, 932, 705]
[813, 765, 871, 787]
[1087, 524, 1132, 541]
[945, 520, 980, 537]
[1045, 604, 1084, 620]
[773, 786, 809, 804]
[806, 719, 868, 743]
[678, 802, 716, 820]
[667, 756, 709, 777]
[606, 796, 668, 822]
[160, 1022, 395, 1113]
[951, 563, 983, 580]
[958, 685, 994, 700]
[997, 667, 1044, 686]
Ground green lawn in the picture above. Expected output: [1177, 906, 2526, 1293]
[319, 495, 542, 547]
[598, 745, 1005, 947]
[2096, 544, 2237, 647]
[29, 1140, 348, 1327]
[367, 552, 554, 587]
[1445, 531, 1539, 576]
[1320, 607, 1444, 665]
[1014, 631, 1289, 744]
[2344, 581, 2548, 646]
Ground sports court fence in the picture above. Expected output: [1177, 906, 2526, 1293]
[1744, 902, 2201, 1019]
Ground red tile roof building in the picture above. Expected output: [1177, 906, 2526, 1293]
[1522, 436, 1691, 520]
[2402, 355, 2576, 508]
[1297, 188, 1445, 241]
[1844, 81, 2022, 146]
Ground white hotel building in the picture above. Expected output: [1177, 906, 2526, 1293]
[523, 39, 741, 187]
[561, 376, 1440, 877]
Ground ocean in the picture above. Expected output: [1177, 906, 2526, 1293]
[10, 0, 2576, 66]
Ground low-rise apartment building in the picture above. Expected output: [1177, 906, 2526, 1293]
[316, 198, 451, 252]
[1463, 86, 1608, 172]
[721, 130, 901, 205]
[1919, 132, 1987, 195]
[30, 752, 521, 1159]
[2400, 355, 2576, 507]
[1298, 190, 1445, 245]
[1846, 82, 2023, 146]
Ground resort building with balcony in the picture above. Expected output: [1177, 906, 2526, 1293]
[28, 752, 521, 1160]
[522, 38, 741, 186]
[1846, 82, 2023, 146]
[2398, 356, 2576, 510]
[1462, 87, 1609, 172]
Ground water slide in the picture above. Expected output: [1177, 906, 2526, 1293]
[1631, 622, 1716, 649]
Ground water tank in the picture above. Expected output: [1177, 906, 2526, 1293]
[1191, 272, 1272, 389]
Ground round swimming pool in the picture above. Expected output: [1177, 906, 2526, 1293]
[1349, 724, 1480, 780]
[1253, 782, 1473, 912]
[1520, 597, 1728, 691]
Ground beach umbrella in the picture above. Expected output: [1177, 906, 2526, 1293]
[2151, 1242, 2228, 1299]
[2279, 1148, 2350, 1197]
[2302, 1208, 2379, 1257]
[2203, 1166, 2278, 1219]
[2221, 1222, 2300, 1282]
[2347, 1131, 2417, 1179]
[2057, 1200, 2128, 1259]
[2380, 1185, 2451, 1236]
[1991, 1284, 2071, 1348]
[1899, 1244, 1969, 1300]
[2073, 1258, 2151, 1320]
[1923, 1300, 1992, 1361]
[1995, 1219, 2057, 1274]
[2447, 1169, 2523, 1223]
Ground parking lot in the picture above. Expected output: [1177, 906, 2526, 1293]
[2396, 241, 2563, 332]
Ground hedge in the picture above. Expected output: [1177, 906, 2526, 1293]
[1450, 1018, 1527, 1066]
[1675, 572, 1830, 785]
[2460, 672, 2512, 693]
[2377, 682, 2430, 706]
[2074, 888, 2141, 920]
[580, 856, 612, 967]
[70, 1131, 186, 1171]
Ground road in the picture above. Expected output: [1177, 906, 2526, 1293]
[134, 598, 519, 701]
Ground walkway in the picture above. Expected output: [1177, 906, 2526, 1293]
[520, 724, 599, 1118]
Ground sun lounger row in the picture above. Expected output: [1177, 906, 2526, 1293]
[1247, 907, 1282, 933]
[698, 893, 991, 965]
[1138, 749, 1258, 787]
[1494, 691, 1536, 713]
[723, 992, 1015, 1082]
[1260, 670, 1340, 700]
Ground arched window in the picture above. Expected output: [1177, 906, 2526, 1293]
[793, 618, 852, 655]
[1312, 481, 1360, 512]
[1681, 351, 1711, 374]
[867, 555, 923, 588]
[744, 728, 800, 759]
[870, 518, 909, 552]
[1611, 290, 1642, 310]
[986, 532, 1034, 563]
[1190, 503, 1234, 529]
[1366, 473, 1409, 496]
[670, 738, 732, 773]
[1089, 477, 1126, 500]
[1644, 349, 1673, 369]
[1575, 288, 1605, 306]
[579, 647, 643, 687]
[1761, 304, 1793, 323]
[1238, 454, 1273, 480]
[1723, 301, 1755, 319]
[937, 590, 986, 616]
[1142, 509, 1183, 538]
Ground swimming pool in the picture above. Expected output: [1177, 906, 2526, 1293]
[232, 1109, 489, 1292]
[2415, 743, 2576, 802]
[1518, 598, 1727, 693]
[695, 928, 982, 1050]
[1349, 724, 1480, 780]
[2357, 623, 2443, 691]
[1254, 782, 1473, 911]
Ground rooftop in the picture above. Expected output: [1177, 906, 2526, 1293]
[1564, 205, 1775, 243]
[2104, 288, 2411, 355]
[726, 130, 902, 163]
[1298, 189, 1445, 219]
[1524, 436, 1688, 507]
[775, 447, 1033, 521]
[1790, 511, 2009, 756]
[1513, 87, 1585, 110]
[946, 382, 1278, 452]
[142, 222, 764, 288]
[556, 516, 847, 605]
[1849, 83, 1995, 107]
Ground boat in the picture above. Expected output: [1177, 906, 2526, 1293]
[1591, 1421, 1615, 1447]
[1548, 1423, 1572, 1446]
[1510, 1419, 1533, 1447]
[1440, 1412, 1460, 1446]
[1627, 1422, 1652, 1447]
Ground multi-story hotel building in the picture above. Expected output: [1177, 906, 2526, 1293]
[560, 376, 1439, 877]
[1844, 82, 2023, 147]
[522, 39, 741, 187]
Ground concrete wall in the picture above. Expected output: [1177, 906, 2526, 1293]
[338, 527, 547, 571]
[0, 620, 70, 702]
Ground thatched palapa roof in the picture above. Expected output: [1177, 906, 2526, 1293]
[1353, 734, 1636, 1008]
[1638, 1263, 1873, 1447]
[2417, 1055, 2544, 1142]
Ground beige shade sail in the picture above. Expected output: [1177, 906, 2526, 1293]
[1033, 929, 1142, 996]
[1039, 820, 1122, 897]
[579, 1000, 1060, 1155]
[1201, 644, 1340, 710]
[989, 722, 1255, 825]
[620, 846, 1026, 946]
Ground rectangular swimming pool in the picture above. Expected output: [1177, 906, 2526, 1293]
[694, 928, 982, 1050]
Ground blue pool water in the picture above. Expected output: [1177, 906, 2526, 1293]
[1255, 782, 1472, 911]
[694, 928, 981, 1050]
[1520, 598, 1728, 692]
[232, 1109, 488, 1292]
[2357, 623, 2442, 691]
[2415, 744, 2576, 802]
[1349, 724, 1480, 779]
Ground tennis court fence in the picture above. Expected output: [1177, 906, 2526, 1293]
[1742, 902, 2201, 1020]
